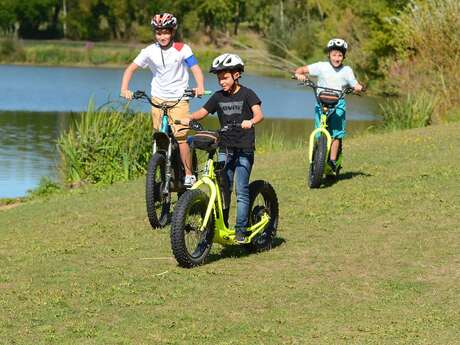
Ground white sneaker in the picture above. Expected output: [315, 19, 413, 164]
[184, 175, 196, 188]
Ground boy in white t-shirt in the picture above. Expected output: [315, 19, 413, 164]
[120, 13, 204, 187]
[294, 38, 363, 172]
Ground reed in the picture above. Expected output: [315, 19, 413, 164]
[379, 92, 435, 130]
[57, 103, 152, 185]
[256, 125, 304, 153]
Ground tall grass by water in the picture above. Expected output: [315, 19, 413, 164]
[57, 104, 152, 185]
[57, 107, 305, 187]
[379, 93, 435, 130]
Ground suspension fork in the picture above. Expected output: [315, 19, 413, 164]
[163, 137, 173, 198]
[308, 114, 332, 162]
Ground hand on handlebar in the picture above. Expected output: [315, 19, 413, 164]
[194, 86, 205, 98]
[294, 73, 308, 82]
[120, 89, 134, 100]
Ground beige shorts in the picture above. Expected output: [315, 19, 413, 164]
[151, 97, 190, 143]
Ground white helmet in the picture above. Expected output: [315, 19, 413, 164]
[209, 53, 244, 73]
[327, 38, 348, 55]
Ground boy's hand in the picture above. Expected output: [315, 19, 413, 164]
[354, 83, 364, 93]
[120, 89, 133, 100]
[294, 73, 307, 81]
[194, 86, 205, 97]
[241, 120, 254, 129]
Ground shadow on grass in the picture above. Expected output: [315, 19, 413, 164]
[321, 171, 372, 188]
[206, 236, 286, 264]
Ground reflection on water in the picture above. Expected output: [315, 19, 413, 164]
[0, 111, 378, 198]
[0, 111, 75, 198]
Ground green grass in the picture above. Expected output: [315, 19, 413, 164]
[1, 123, 459, 344]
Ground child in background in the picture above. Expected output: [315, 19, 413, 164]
[120, 13, 205, 187]
[295, 38, 363, 172]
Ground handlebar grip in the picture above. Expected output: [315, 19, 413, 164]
[184, 89, 212, 97]
[133, 90, 146, 99]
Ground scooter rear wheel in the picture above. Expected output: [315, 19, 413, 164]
[246, 180, 279, 252]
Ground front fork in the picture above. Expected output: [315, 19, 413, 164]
[308, 127, 332, 163]
[152, 136, 173, 201]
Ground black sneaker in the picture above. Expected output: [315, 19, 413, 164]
[328, 160, 337, 173]
[235, 230, 246, 244]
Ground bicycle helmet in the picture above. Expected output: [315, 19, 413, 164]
[327, 38, 348, 55]
[151, 13, 178, 30]
[209, 53, 244, 73]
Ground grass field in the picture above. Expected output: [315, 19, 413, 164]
[1, 123, 459, 344]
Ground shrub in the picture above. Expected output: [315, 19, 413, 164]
[26, 177, 61, 199]
[57, 103, 152, 185]
[379, 92, 435, 130]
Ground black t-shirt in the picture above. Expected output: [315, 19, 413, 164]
[203, 85, 261, 150]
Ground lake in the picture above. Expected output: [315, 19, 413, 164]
[0, 65, 380, 198]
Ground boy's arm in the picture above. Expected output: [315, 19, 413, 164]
[181, 107, 209, 125]
[120, 63, 139, 100]
[294, 65, 309, 81]
[353, 82, 364, 93]
[346, 68, 364, 93]
[190, 65, 205, 97]
[242, 104, 264, 129]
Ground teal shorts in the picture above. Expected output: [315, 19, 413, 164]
[314, 98, 346, 139]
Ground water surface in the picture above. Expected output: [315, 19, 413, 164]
[0, 65, 380, 197]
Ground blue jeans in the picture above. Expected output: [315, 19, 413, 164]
[218, 149, 254, 232]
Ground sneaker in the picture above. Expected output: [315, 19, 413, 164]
[328, 160, 337, 173]
[184, 175, 196, 188]
[235, 230, 246, 244]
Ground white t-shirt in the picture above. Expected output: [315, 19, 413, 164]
[308, 61, 357, 94]
[133, 42, 196, 100]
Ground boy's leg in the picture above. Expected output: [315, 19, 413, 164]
[151, 103, 161, 130]
[218, 151, 235, 227]
[170, 101, 194, 178]
[329, 100, 346, 162]
[234, 151, 254, 242]
[330, 139, 341, 161]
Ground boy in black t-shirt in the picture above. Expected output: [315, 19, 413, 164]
[183, 53, 264, 243]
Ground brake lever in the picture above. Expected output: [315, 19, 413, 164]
[189, 120, 203, 131]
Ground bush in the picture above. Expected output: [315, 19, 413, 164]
[57, 104, 152, 185]
[379, 92, 435, 130]
[26, 177, 61, 199]
[388, 0, 460, 121]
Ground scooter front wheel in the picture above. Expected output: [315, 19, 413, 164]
[308, 134, 327, 188]
[146, 153, 170, 228]
[170, 190, 214, 268]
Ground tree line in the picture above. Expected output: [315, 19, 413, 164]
[1, 0, 459, 121]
